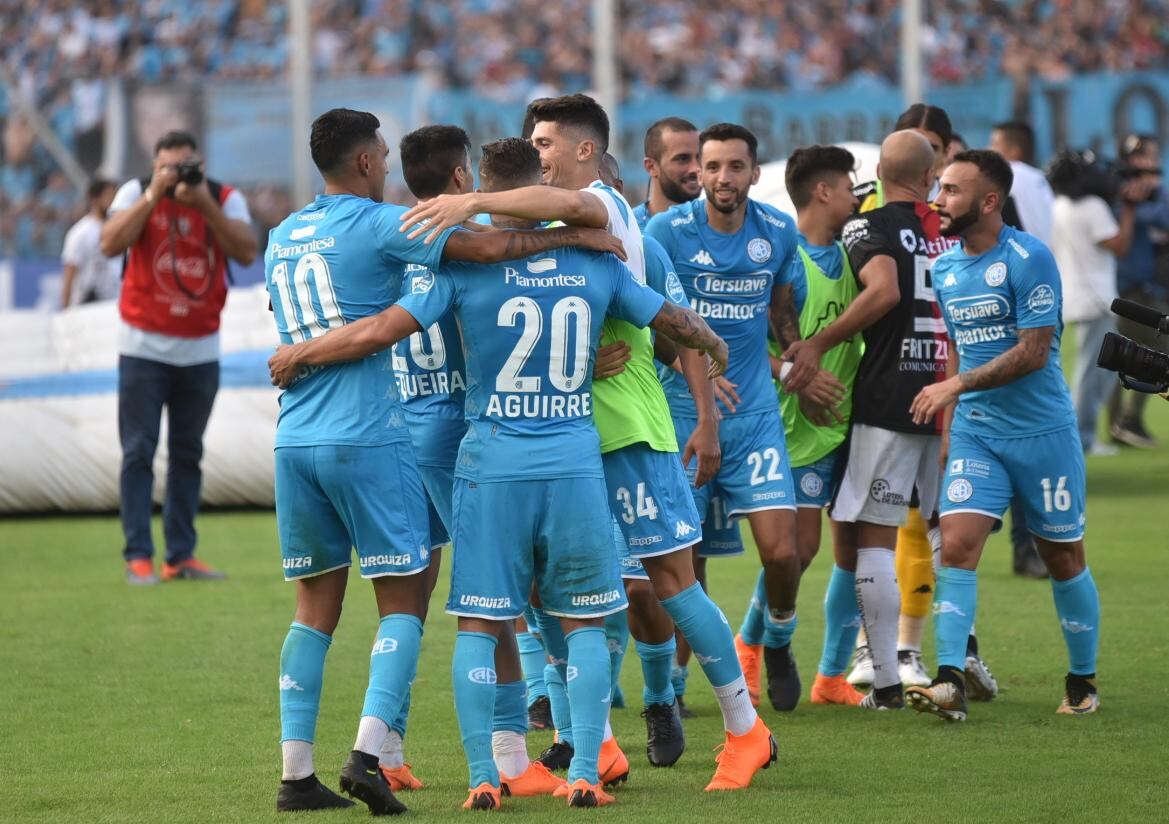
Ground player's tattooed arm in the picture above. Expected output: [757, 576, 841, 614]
[650, 302, 729, 378]
[768, 282, 801, 350]
[442, 226, 626, 264]
[909, 327, 1054, 424]
[267, 306, 422, 389]
[401, 188, 609, 242]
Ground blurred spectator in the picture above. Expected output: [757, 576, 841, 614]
[60, 177, 119, 307]
[1048, 150, 1141, 456]
[991, 121, 1054, 245]
[1109, 134, 1169, 448]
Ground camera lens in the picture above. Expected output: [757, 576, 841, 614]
[1098, 332, 1169, 384]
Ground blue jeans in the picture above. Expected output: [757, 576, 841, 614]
[1071, 314, 1118, 450]
[118, 355, 219, 564]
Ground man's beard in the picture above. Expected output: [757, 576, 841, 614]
[660, 174, 699, 204]
[706, 186, 746, 214]
[942, 202, 981, 236]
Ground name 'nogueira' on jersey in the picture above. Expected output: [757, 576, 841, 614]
[933, 224, 1077, 437]
[841, 201, 948, 434]
[389, 263, 468, 465]
[645, 197, 800, 417]
[395, 248, 665, 483]
[264, 193, 454, 448]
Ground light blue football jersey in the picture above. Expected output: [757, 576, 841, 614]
[933, 225, 1077, 437]
[265, 194, 454, 448]
[390, 263, 467, 457]
[646, 198, 799, 417]
[643, 234, 689, 308]
[396, 249, 666, 482]
[633, 201, 651, 231]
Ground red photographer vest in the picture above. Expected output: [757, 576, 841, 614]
[118, 183, 234, 338]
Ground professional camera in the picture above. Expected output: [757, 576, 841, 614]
[1047, 150, 1119, 203]
[172, 158, 205, 186]
[1097, 299, 1169, 394]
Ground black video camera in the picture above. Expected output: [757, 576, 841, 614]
[171, 158, 204, 187]
[1097, 298, 1169, 394]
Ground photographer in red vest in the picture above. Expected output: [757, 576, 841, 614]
[100, 130, 257, 585]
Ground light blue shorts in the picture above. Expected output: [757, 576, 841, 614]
[941, 426, 1086, 542]
[794, 447, 843, 508]
[675, 411, 796, 519]
[696, 493, 745, 558]
[417, 463, 455, 548]
[275, 443, 433, 580]
[447, 477, 628, 620]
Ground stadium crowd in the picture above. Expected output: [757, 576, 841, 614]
[5, 0, 1169, 258]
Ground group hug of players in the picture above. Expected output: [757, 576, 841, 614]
[262, 94, 1101, 814]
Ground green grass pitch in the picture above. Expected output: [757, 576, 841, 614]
[2, 403, 1167, 822]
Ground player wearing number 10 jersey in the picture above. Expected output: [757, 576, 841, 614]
[905, 151, 1099, 721]
[264, 109, 626, 815]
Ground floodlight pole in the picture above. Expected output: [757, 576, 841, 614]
[592, 0, 620, 161]
[289, 0, 313, 207]
[900, 0, 924, 106]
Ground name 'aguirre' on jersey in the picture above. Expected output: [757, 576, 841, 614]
[841, 201, 949, 434]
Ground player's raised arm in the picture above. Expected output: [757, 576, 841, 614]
[268, 305, 424, 388]
[401, 187, 609, 242]
[440, 225, 626, 264]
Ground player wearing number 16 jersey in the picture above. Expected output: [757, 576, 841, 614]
[264, 109, 626, 815]
[905, 151, 1099, 721]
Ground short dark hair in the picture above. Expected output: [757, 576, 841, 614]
[644, 116, 698, 162]
[992, 120, 1036, 165]
[527, 94, 610, 154]
[895, 103, 952, 148]
[950, 132, 967, 150]
[698, 123, 758, 164]
[521, 98, 551, 140]
[153, 130, 197, 155]
[953, 149, 1014, 199]
[479, 138, 541, 187]
[784, 145, 856, 208]
[399, 125, 471, 199]
[87, 177, 116, 200]
[310, 108, 381, 175]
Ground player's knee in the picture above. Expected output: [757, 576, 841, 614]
[625, 578, 659, 614]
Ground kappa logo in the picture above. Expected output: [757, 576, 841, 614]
[695, 652, 722, 665]
[279, 675, 304, 691]
[526, 257, 557, 273]
[984, 261, 1008, 287]
[675, 520, 697, 540]
[943, 272, 957, 288]
[468, 667, 497, 685]
[747, 237, 772, 263]
[947, 478, 974, 503]
[371, 638, 399, 656]
[1060, 618, 1095, 634]
[934, 601, 968, 618]
[689, 249, 715, 267]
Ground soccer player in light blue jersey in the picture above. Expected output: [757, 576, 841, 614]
[906, 150, 1100, 721]
[404, 98, 778, 792]
[646, 123, 845, 713]
[265, 109, 625, 814]
[268, 207, 728, 810]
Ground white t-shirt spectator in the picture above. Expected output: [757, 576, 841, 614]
[61, 213, 120, 305]
[1009, 160, 1055, 246]
[1051, 194, 1119, 323]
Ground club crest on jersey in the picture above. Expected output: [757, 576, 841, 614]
[747, 237, 772, 263]
[666, 271, 686, 303]
[947, 478, 973, 503]
[411, 270, 435, 294]
[900, 229, 917, 252]
[984, 262, 1008, 287]
[1027, 284, 1055, 313]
